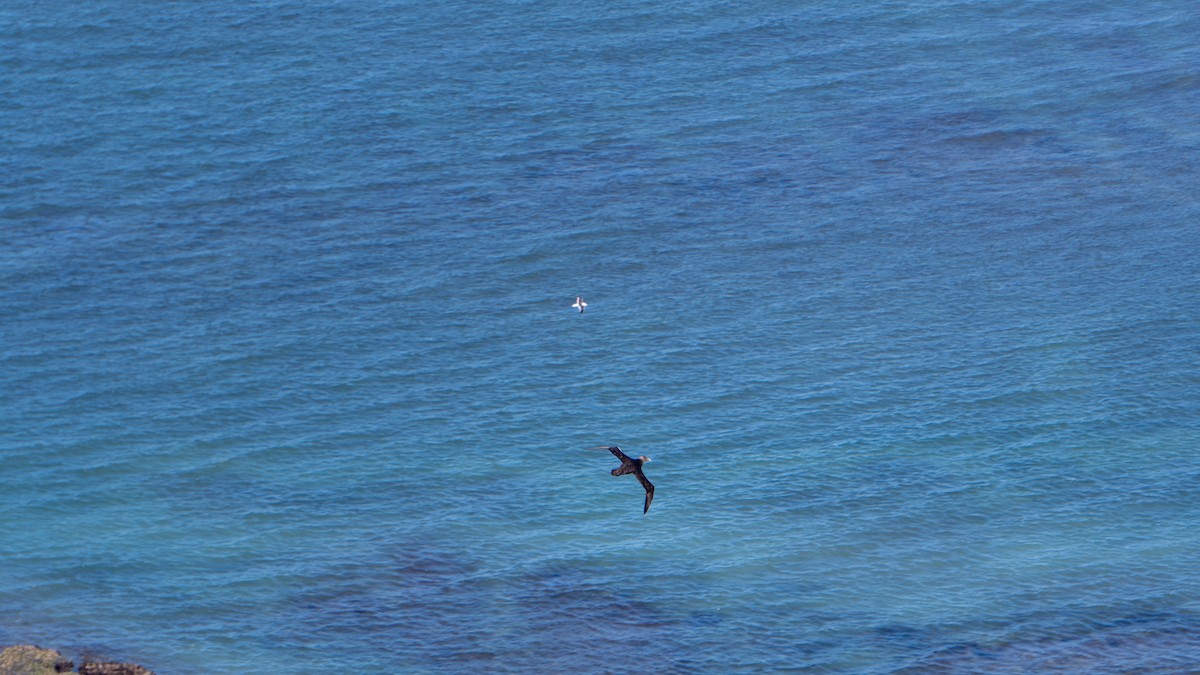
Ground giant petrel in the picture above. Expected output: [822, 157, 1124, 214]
[592, 445, 655, 514]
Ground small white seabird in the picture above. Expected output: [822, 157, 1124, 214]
[572, 297, 587, 313]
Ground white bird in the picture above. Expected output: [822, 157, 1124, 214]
[572, 297, 587, 313]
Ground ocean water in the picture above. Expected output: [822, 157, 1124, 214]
[2, 0, 1199, 672]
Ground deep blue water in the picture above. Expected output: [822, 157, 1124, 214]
[3, 1, 1199, 672]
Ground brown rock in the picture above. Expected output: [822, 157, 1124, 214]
[78, 664, 155, 675]
[0, 645, 74, 674]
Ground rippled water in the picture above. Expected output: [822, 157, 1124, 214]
[3, 0, 1199, 672]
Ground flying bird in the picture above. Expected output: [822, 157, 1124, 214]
[591, 445, 654, 514]
[572, 296, 587, 313]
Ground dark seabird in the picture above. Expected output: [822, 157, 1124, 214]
[592, 445, 654, 514]
[573, 296, 587, 313]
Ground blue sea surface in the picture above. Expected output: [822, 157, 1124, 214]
[2, 0, 1199, 672]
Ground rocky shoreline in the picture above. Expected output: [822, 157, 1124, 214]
[0, 645, 153, 675]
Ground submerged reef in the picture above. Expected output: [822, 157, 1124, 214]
[0, 646, 153, 675]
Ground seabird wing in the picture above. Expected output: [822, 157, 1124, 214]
[636, 470, 655, 514]
[608, 446, 632, 463]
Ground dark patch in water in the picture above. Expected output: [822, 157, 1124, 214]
[897, 613, 1200, 674]
[503, 570, 697, 673]
[284, 549, 705, 672]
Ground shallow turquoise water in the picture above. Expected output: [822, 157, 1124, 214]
[2, 0, 1199, 672]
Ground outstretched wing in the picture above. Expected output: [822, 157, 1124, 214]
[608, 446, 632, 463]
[635, 469, 655, 514]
